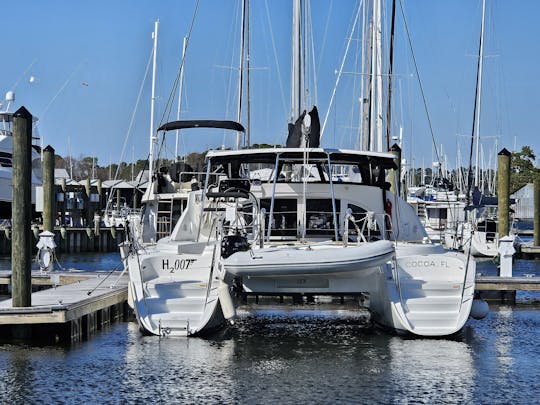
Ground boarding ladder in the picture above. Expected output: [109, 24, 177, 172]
[156, 198, 174, 240]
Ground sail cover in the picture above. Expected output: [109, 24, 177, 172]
[286, 106, 320, 148]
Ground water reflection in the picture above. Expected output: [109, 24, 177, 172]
[388, 337, 474, 403]
[0, 304, 539, 403]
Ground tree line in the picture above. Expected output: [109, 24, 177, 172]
[54, 145, 538, 193]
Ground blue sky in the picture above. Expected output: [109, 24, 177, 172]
[2, 0, 539, 169]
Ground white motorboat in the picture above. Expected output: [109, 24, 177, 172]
[0, 108, 42, 219]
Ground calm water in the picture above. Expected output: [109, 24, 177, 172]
[0, 254, 539, 404]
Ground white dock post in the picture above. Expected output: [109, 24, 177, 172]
[498, 235, 515, 277]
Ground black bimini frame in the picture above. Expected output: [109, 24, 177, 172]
[158, 120, 245, 133]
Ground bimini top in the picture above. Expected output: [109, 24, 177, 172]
[157, 120, 245, 132]
[206, 147, 397, 170]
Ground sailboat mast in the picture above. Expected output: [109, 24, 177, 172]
[291, 0, 302, 121]
[236, 0, 247, 149]
[474, 0, 486, 188]
[369, 0, 383, 152]
[246, 0, 251, 147]
[466, 0, 486, 203]
[148, 20, 159, 177]
[385, 0, 397, 152]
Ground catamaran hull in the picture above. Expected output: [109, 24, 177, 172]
[124, 242, 228, 337]
[369, 244, 476, 336]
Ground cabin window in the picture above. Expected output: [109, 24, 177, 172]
[306, 199, 340, 236]
[260, 199, 297, 237]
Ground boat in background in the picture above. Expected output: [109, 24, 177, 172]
[0, 91, 42, 220]
[407, 177, 466, 244]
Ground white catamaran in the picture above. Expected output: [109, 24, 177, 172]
[121, 0, 481, 337]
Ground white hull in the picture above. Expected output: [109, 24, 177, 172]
[124, 241, 226, 336]
[369, 243, 476, 336]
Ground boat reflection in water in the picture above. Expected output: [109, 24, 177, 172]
[1, 302, 539, 403]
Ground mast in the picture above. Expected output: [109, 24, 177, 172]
[148, 20, 159, 177]
[246, 0, 251, 146]
[385, 0, 397, 152]
[370, 0, 383, 152]
[361, 1, 372, 151]
[291, 0, 302, 121]
[474, 0, 486, 188]
[175, 36, 187, 162]
[236, 0, 247, 149]
[466, 0, 486, 203]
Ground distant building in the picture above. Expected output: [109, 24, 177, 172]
[511, 183, 534, 220]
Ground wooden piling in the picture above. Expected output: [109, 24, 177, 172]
[534, 176, 540, 247]
[11, 107, 33, 307]
[116, 188, 121, 211]
[497, 148, 511, 237]
[85, 178, 93, 227]
[43, 145, 56, 232]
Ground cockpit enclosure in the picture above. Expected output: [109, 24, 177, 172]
[206, 148, 396, 187]
[202, 148, 400, 243]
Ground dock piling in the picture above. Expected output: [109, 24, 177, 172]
[11, 106, 33, 308]
[497, 148, 511, 237]
[534, 176, 539, 247]
[43, 145, 56, 232]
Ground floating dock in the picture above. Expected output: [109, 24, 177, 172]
[0, 271, 129, 343]
[516, 243, 540, 259]
[476, 275, 540, 304]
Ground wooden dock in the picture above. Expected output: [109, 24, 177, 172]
[0, 271, 129, 343]
[476, 275, 540, 304]
[476, 275, 540, 291]
[517, 243, 540, 259]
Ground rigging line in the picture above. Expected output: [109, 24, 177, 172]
[105, 46, 154, 213]
[223, 0, 242, 148]
[320, 0, 362, 139]
[397, 0, 441, 165]
[465, 0, 484, 205]
[40, 60, 86, 121]
[10, 59, 38, 91]
[264, 0, 287, 121]
[399, 0, 458, 224]
[316, 0, 333, 79]
[158, 0, 201, 128]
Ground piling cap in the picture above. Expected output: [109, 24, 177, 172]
[13, 106, 32, 120]
[390, 143, 401, 153]
[498, 148, 512, 157]
[44, 145, 55, 153]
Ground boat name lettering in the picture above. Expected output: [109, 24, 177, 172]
[162, 258, 197, 272]
[405, 260, 450, 268]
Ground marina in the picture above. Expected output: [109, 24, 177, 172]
[1, 0, 540, 403]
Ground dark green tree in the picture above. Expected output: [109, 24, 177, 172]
[510, 145, 539, 192]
